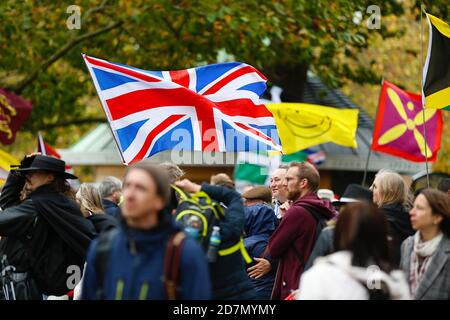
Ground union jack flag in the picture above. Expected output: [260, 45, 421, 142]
[83, 55, 282, 164]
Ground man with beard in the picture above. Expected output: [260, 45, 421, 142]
[268, 161, 334, 300]
[0, 154, 96, 299]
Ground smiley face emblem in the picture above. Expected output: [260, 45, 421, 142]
[277, 108, 333, 139]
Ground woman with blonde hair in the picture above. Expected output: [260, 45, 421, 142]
[371, 170, 414, 266]
[76, 183, 118, 233]
[72, 183, 118, 300]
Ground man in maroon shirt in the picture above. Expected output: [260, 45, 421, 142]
[268, 161, 334, 300]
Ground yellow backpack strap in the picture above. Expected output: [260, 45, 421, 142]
[191, 191, 212, 204]
[218, 238, 253, 264]
[191, 191, 224, 219]
[170, 184, 189, 201]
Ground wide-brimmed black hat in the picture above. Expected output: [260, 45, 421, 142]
[332, 184, 373, 205]
[15, 155, 77, 180]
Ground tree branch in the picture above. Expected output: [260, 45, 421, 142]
[82, 0, 110, 23]
[6, 20, 123, 94]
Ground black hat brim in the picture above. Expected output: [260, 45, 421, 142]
[17, 167, 78, 180]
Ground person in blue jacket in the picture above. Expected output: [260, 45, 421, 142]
[174, 178, 257, 300]
[241, 186, 277, 300]
[82, 162, 211, 300]
[99, 176, 123, 219]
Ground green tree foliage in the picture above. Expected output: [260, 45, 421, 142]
[0, 0, 448, 170]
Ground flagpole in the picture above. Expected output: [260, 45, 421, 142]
[420, 3, 430, 188]
[37, 131, 46, 156]
[362, 77, 384, 187]
[362, 148, 372, 187]
[81, 54, 127, 165]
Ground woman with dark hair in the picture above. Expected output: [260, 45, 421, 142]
[296, 202, 410, 300]
[0, 154, 96, 299]
[400, 189, 450, 300]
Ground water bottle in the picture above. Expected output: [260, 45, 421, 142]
[184, 226, 200, 241]
[207, 226, 221, 263]
[184, 216, 201, 241]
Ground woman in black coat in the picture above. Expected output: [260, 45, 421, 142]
[371, 170, 415, 266]
[0, 155, 96, 299]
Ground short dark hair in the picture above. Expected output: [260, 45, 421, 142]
[334, 202, 392, 272]
[419, 188, 450, 238]
[210, 173, 235, 190]
[125, 162, 171, 204]
[437, 178, 450, 193]
[288, 161, 320, 192]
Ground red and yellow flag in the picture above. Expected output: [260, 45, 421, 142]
[372, 81, 443, 162]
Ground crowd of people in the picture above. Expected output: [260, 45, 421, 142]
[0, 153, 449, 300]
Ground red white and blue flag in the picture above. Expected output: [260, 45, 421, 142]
[83, 55, 282, 164]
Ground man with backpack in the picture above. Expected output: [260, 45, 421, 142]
[174, 178, 257, 300]
[81, 162, 211, 300]
[268, 161, 334, 300]
[0, 154, 96, 300]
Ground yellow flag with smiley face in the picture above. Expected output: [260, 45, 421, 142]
[266, 103, 359, 154]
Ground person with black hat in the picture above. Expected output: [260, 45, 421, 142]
[304, 184, 373, 271]
[0, 154, 96, 300]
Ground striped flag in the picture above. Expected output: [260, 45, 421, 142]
[83, 55, 282, 164]
[423, 13, 450, 111]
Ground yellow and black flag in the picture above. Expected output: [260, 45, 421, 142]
[423, 13, 450, 111]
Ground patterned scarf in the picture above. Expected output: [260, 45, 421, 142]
[409, 231, 443, 296]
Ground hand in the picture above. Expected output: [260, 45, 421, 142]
[25, 152, 41, 158]
[247, 258, 271, 279]
[20, 152, 42, 165]
[279, 200, 292, 217]
[174, 179, 201, 194]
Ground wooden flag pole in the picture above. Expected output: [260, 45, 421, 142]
[362, 77, 384, 187]
[420, 3, 431, 188]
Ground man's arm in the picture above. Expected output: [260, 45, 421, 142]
[200, 183, 245, 245]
